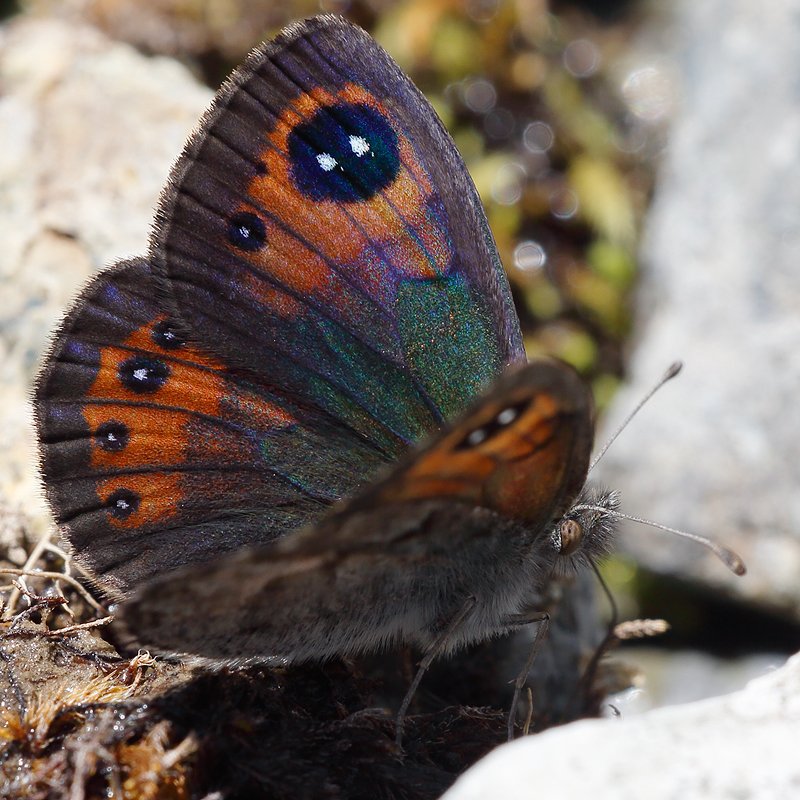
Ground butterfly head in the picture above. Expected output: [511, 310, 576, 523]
[551, 485, 620, 574]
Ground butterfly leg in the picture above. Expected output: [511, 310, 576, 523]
[395, 595, 478, 748]
[501, 611, 550, 741]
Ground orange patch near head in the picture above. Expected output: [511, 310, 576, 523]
[373, 390, 579, 524]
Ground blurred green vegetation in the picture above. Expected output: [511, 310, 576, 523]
[370, 0, 653, 404]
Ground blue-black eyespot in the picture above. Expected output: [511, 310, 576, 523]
[95, 420, 129, 453]
[288, 102, 400, 203]
[151, 319, 185, 350]
[119, 356, 170, 394]
[227, 211, 267, 251]
[106, 488, 139, 520]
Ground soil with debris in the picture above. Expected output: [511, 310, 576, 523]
[0, 507, 628, 800]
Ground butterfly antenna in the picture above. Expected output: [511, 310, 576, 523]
[571, 503, 746, 576]
[588, 361, 683, 473]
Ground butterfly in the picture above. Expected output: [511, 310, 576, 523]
[34, 15, 618, 669]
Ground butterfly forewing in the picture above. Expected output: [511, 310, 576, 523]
[152, 15, 524, 450]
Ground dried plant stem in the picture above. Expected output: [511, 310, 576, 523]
[0, 568, 108, 615]
[4, 529, 52, 618]
[44, 616, 114, 636]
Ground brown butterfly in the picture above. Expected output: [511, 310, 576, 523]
[36, 17, 744, 746]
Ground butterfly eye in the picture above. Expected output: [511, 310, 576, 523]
[558, 518, 584, 556]
[457, 400, 530, 450]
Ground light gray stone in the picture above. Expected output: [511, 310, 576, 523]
[0, 16, 211, 521]
[595, 0, 800, 617]
[607, 647, 787, 713]
[443, 650, 800, 800]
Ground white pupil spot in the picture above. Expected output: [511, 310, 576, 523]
[132, 368, 149, 383]
[467, 428, 488, 446]
[316, 153, 338, 172]
[117, 498, 130, 509]
[349, 135, 370, 157]
[497, 407, 518, 426]
[107, 432, 117, 442]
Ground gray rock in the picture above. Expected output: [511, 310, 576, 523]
[443, 650, 800, 800]
[0, 16, 211, 519]
[595, 0, 800, 617]
[607, 647, 787, 713]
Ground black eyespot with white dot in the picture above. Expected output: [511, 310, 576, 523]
[456, 399, 531, 451]
[95, 420, 129, 453]
[119, 356, 170, 394]
[151, 319, 185, 350]
[227, 211, 267, 251]
[288, 102, 400, 203]
[105, 488, 140, 520]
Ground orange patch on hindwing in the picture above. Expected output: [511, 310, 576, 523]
[96, 473, 182, 529]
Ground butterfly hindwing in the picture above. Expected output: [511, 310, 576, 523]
[35, 259, 392, 597]
[152, 15, 525, 450]
[118, 359, 594, 660]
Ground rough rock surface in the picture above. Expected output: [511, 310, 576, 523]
[444, 650, 800, 800]
[595, 0, 800, 618]
[0, 15, 211, 520]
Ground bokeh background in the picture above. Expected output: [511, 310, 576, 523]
[2, 0, 799, 714]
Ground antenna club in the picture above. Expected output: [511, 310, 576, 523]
[729, 556, 747, 576]
[665, 361, 683, 379]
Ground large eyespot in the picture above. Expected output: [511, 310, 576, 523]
[288, 102, 401, 203]
[119, 356, 170, 394]
[105, 488, 140, 520]
[456, 400, 531, 450]
[151, 319, 185, 350]
[227, 211, 267, 251]
[95, 420, 129, 453]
